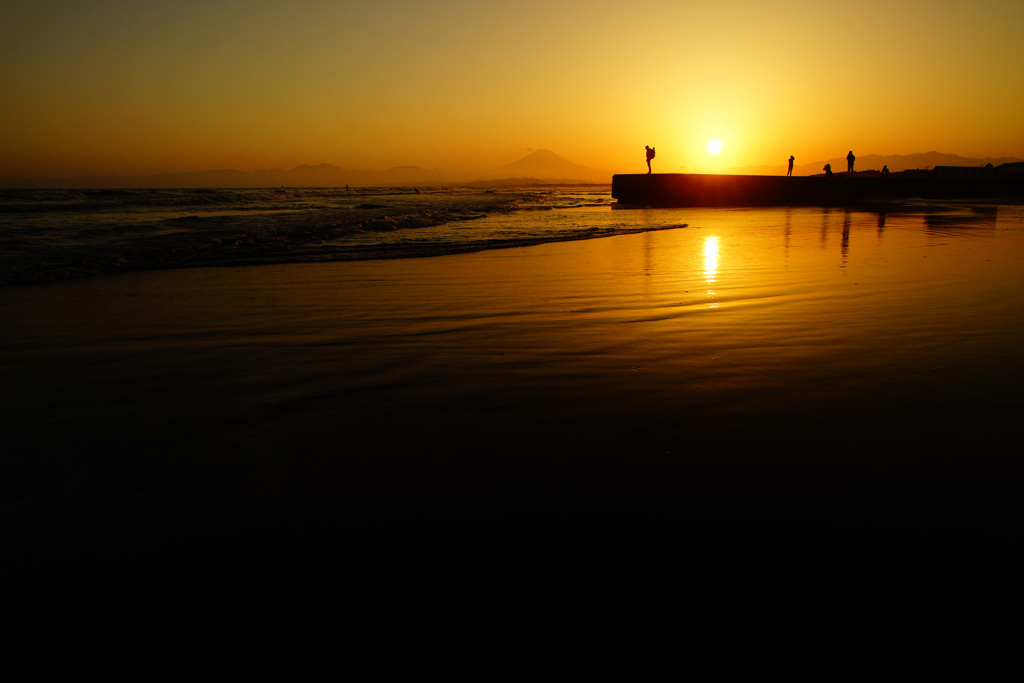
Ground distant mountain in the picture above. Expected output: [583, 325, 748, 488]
[482, 149, 607, 183]
[0, 164, 464, 189]
[0, 150, 608, 188]
[731, 152, 1024, 177]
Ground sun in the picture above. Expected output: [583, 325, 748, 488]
[706, 138, 724, 156]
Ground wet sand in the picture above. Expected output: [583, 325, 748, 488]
[4, 208, 1024, 668]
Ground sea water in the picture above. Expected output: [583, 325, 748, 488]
[0, 186, 640, 285]
[3, 190, 1024, 543]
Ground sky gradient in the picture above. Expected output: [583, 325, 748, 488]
[3, 0, 1024, 179]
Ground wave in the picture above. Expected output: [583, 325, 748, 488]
[0, 187, 644, 286]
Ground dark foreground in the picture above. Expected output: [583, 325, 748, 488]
[6, 408, 1022, 672]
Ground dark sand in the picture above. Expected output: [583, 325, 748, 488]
[4, 209, 1024, 669]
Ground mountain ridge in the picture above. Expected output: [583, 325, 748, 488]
[4, 151, 1023, 188]
[0, 149, 607, 189]
[731, 151, 1024, 177]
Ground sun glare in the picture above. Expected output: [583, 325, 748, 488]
[703, 236, 719, 283]
[706, 138, 724, 156]
[703, 235, 719, 309]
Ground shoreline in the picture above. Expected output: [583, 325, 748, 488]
[1, 186, 620, 287]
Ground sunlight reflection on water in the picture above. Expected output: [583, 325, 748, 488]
[3, 203, 1024, 472]
[702, 234, 719, 308]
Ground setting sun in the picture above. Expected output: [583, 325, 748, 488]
[706, 138, 724, 156]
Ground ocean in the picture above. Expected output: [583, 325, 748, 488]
[0, 185, 656, 285]
[4, 187, 1024, 664]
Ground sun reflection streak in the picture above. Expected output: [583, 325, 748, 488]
[703, 236, 719, 282]
[703, 235, 719, 308]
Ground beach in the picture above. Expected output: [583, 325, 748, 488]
[4, 201, 1024, 667]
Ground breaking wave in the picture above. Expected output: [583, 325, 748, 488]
[0, 186, 692, 285]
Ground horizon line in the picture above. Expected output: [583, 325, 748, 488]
[4, 150, 1024, 188]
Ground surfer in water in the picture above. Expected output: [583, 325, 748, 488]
[645, 145, 655, 174]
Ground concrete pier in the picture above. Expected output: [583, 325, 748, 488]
[611, 172, 1023, 207]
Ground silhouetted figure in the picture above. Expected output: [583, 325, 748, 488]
[847, 150, 855, 173]
[645, 145, 656, 174]
[787, 156, 795, 176]
[881, 165, 889, 176]
[824, 163, 833, 177]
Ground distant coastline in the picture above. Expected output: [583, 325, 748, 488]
[0, 150, 609, 190]
[730, 151, 1024, 178]
[4, 150, 1021, 190]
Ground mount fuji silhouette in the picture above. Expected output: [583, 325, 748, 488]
[478, 149, 607, 183]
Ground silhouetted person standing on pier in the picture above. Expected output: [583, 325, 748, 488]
[787, 156, 795, 176]
[847, 150, 855, 173]
[645, 145, 655, 174]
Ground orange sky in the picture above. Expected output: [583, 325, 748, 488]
[3, 0, 1024, 180]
